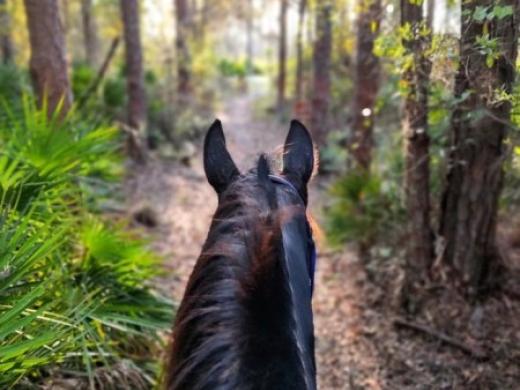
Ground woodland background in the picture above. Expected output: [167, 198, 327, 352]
[0, 0, 519, 388]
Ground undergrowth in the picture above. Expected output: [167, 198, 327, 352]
[0, 97, 172, 389]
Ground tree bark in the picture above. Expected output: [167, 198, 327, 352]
[310, 0, 332, 147]
[276, 0, 288, 112]
[0, 0, 14, 64]
[294, 0, 307, 101]
[120, 0, 146, 130]
[60, 0, 71, 41]
[197, 0, 208, 45]
[120, 0, 147, 163]
[24, 0, 72, 117]
[81, 0, 99, 68]
[426, 0, 435, 32]
[175, 0, 192, 101]
[401, 0, 434, 282]
[350, 0, 382, 171]
[439, 0, 519, 293]
[245, 0, 254, 73]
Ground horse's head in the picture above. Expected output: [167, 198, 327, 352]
[203, 118, 316, 293]
[168, 120, 317, 389]
[203, 119, 317, 387]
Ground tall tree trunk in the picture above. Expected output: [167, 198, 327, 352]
[175, 0, 191, 101]
[401, 0, 434, 295]
[276, 0, 288, 112]
[60, 0, 71, 41]
[120, 0, 147, 162]
[294, 0, 307, 102]
[81, 0, 99, 68]
[197, 0, 208, 45]
[350, 0, 382, 170]
[24, 0, 72, 117]
[439, 0, 519, 293]
[426, 0, 435, 32]
[0, 0, 14, 64]
[245, 0, 254, 73]
[310, 0, 332, 147]
[336, 1, 351, 69]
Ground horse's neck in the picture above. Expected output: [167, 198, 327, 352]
[168, 213, 316, 389]
[235, 216, 316, 389]
[238, 247, 315, 390]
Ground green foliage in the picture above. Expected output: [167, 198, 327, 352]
[512, 75, 520, 129]
[318, 131, 349, 174]
[374, 28, 407, 73]
[218, 58, 247, 77]
[0, 65, 30, 120]
[217, 58, 262, 78]
[461, 4, 514, 68]
[501, 72, 520, 208]
[475, 34, 499, 68]
[325, 170, 404, 247]
[72, 63, 96, 99]
[0, 97, 172, 388]
[466, 5, 514, 22]
[103, 77, 127, 109]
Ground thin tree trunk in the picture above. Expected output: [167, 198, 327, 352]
[310, 0, 332, 147]
[189, 0, 197, 38]
[175, 0, 192, 101]
[0, 0, 14, 64]
[337, 1, 351, 68]
[350, 0, 382, 171]
[60, 0, 71, 41]
[198, 0, 208, 45]
[294, 0, 307, 101]
[120, 0, 147, 163]
[426, 0, 435, 32]
[246, 0, 254, 73]
[276, 0, 288, 112]
[77, 36, 120, 109]
[401, 0, 434, 296]
[81, 0, 99, 68]
[439, 0, 519, 293]
[24, 0, 72, 117]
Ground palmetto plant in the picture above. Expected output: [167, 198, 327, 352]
[0, 97, 172, 389]
[325, 170, 404, 248]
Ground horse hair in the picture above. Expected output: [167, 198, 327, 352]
[166, 155, 314, 390]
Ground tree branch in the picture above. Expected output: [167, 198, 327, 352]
[77, 36, 120, 109]
[393, 317, 487, 359]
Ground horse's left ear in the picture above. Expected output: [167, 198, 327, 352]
[282, 120, 314, 192]
[204, 119, 240, 195]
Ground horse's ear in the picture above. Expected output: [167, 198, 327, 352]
[204, 119, 240, 194]
[282, 120, 314, 190]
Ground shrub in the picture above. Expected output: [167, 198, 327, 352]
[217, 58, 262, 78]
[325, 170, 404, 248]
[72, 63, 96, 99]
[0, 97, 172, 388]
[103, 77, 127, 109]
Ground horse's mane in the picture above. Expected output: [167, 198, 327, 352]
[166, 156, 310, 389]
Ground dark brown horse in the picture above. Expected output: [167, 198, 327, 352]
[166, 120, 317, 389]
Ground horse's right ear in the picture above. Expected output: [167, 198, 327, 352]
[282, 120, 314, 192]
[204, 119, 240, 195]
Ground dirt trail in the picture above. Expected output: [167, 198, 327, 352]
[128, 93, 384, 389]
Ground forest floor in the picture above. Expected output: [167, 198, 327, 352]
[127, 91, 520, 389]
